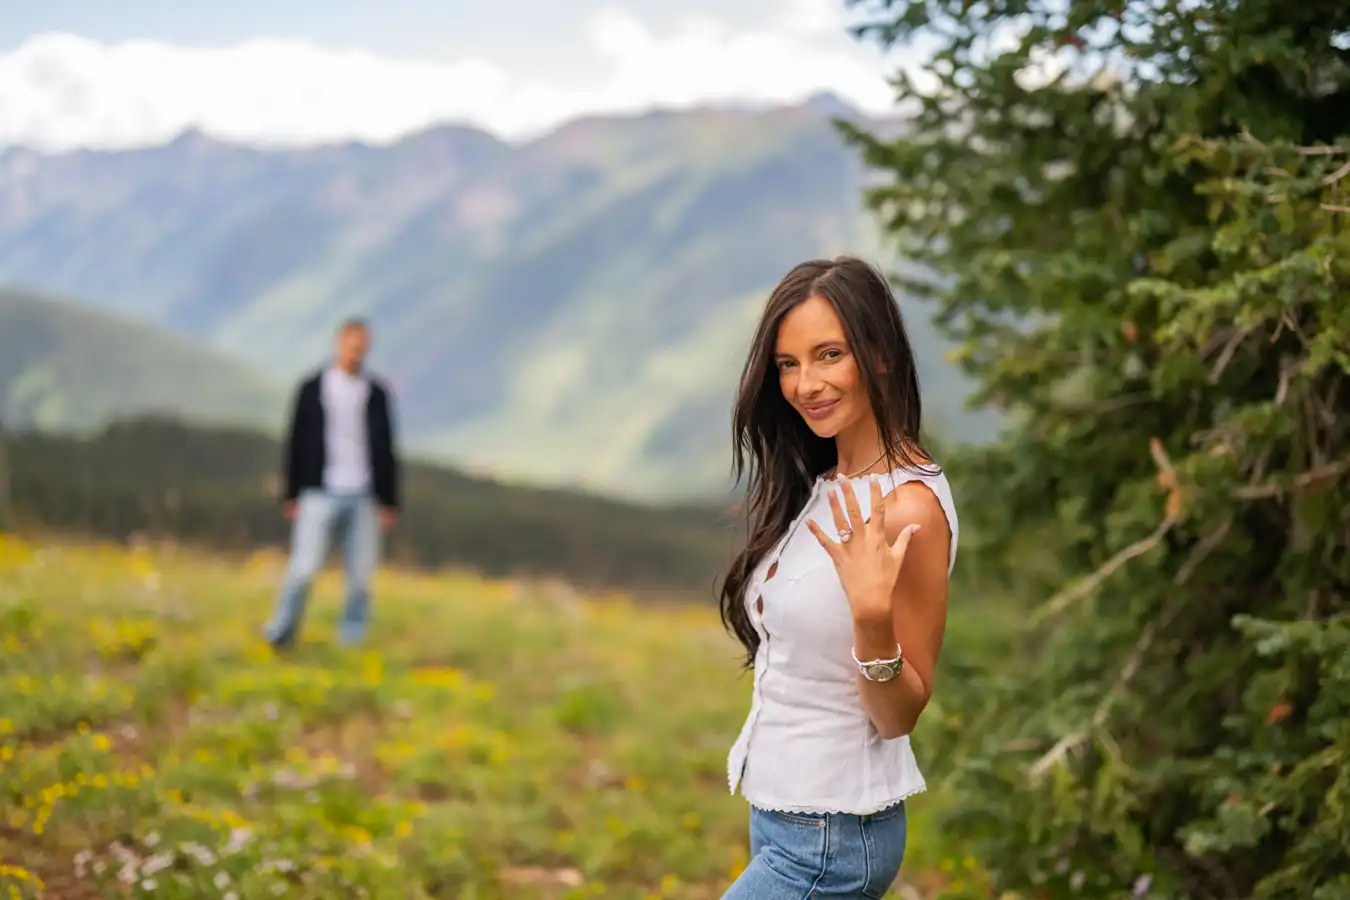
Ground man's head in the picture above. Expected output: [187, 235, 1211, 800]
[334, 318, 371, 374]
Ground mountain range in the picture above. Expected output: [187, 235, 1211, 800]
[0, 94, 995, 500]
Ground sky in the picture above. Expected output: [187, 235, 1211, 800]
[0, 0, 924, 151]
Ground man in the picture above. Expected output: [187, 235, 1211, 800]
[264, 318, 399, 649]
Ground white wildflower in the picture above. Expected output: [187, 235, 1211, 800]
[224, 827, 252, 855]
[182, 841, 217, 866]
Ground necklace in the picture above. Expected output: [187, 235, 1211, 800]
[830, 447, 891, 480]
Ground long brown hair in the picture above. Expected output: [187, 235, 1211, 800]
[718, 256, 936, 666]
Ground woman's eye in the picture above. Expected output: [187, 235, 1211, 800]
[822, 349, 842, 361]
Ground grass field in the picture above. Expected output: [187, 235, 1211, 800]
[0, 535, 988, 900]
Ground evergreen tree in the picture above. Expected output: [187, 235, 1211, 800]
[842, 1, 1350, 897]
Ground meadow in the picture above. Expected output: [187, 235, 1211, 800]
[0, 534, 988, 900]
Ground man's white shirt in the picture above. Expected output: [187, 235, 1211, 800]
[321, 366, 372, 493]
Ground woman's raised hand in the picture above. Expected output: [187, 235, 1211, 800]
[806, 476, 920, 625]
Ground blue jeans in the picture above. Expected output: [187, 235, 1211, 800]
[264, 489, 380, 647]
[721, 803, 908, 899]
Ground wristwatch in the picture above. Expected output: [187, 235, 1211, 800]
[852, 644, 904, 682]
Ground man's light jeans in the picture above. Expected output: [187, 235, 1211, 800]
[264, 488, 380, 647]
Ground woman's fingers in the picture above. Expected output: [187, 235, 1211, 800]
[890, 522, 921, 562]
[869, 479, 885, 532]
[839, 478, 865, 536]
[827, 486, 851, 536]
[806, 519, 839, 560]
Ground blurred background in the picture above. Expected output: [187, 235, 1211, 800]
[3, 1, 1348, 898]
[0, 0, 993, 589]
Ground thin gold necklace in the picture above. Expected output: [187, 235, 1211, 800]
[831, 447, 890, 480]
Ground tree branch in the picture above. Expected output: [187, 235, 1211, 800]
[1209, 327, 1250, 383]
[1029, 730, 1090, 781]
[1322, 159, 1350, 185]
[1029, 514, 1231, 783]
[1274, 363, 1292, 406]
[1233, 459, 1350, 499]
[1173, 517, 1233, 586]
[1060, 391, 1153, 415]
[1027, 513, 1176, 628]
[1027, 438, 1180, 627]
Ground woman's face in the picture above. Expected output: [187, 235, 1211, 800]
[774, 295, 868, 439]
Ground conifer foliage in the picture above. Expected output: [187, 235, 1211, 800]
[843, 1, 1350, 897]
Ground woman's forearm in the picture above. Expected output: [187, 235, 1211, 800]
[852, 614, 930, 739]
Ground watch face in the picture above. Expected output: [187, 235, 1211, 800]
[866, 663, 896, 682]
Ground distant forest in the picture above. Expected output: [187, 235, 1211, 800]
[0, 417, 739, 597]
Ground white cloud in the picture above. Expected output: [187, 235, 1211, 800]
[0, 1, 907, 152]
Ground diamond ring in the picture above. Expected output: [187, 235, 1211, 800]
[838, 528, 854, 543]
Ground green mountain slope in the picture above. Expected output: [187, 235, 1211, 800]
[0, 98, 997, 499]
[0, 289, 284, 433]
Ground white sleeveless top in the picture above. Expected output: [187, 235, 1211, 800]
[725, 464, 960, 815]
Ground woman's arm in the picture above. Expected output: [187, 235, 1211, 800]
[850, 484, 951, 739]
[806, 477, 954, 739]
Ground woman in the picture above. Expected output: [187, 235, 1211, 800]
[719, 256, 958, 899]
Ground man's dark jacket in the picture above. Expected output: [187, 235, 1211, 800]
[282, 370, 399, 509]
